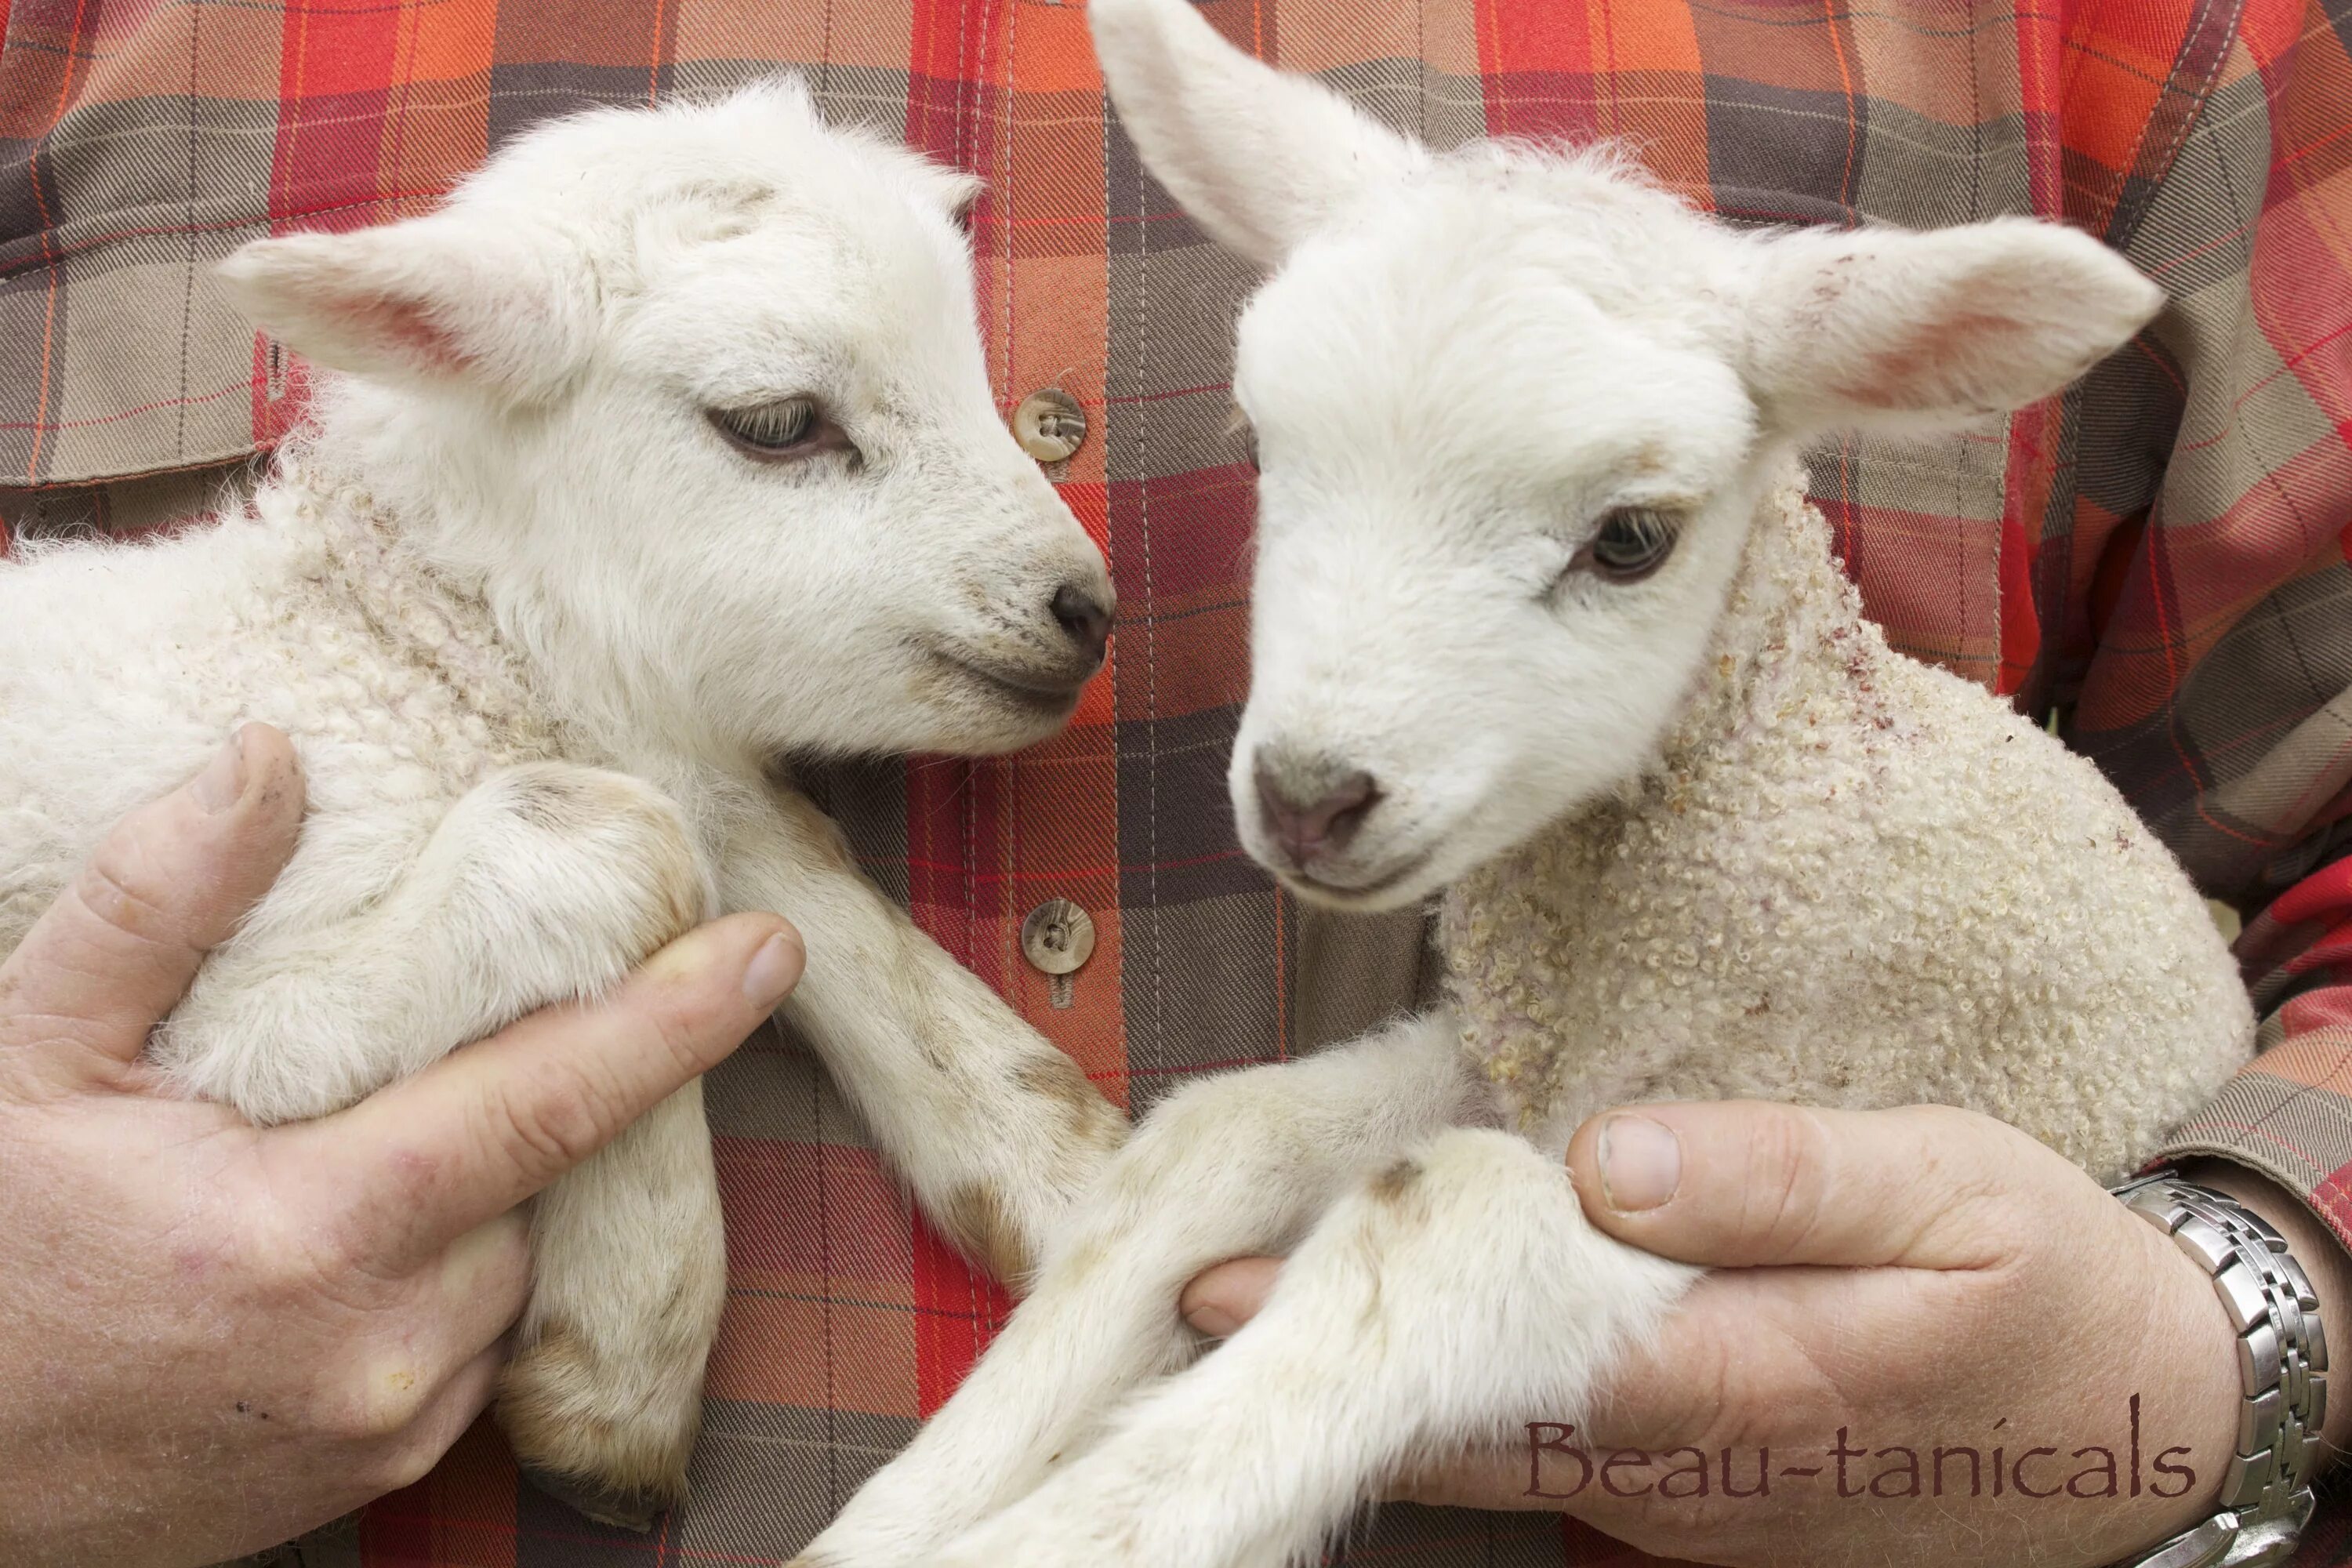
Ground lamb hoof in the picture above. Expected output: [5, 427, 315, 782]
[496, 1323, 695, 1531]
[518, 1465, 670, 1531]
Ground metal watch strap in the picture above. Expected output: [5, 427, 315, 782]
[2107, 1173, 2328, 1568]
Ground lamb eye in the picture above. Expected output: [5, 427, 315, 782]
[709, 397, 847, 462]
[1584, 507, 1678, 583]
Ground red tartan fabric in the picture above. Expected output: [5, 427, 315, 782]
[5, 1, 2352, 1565]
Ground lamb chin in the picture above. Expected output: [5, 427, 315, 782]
[1277, 848, 1438, 913]
[962, 694, 1083, 756]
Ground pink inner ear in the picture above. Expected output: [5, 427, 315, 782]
[344, 289, 466, 377]
[1833, 307, 2025, 413]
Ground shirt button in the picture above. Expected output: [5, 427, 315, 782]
[1013, 389, 1087, 464]
[1021, 898, 1096, 975]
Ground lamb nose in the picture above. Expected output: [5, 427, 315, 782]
[1254, 762, 1381, 863]
[1051, 584, 1113, 661]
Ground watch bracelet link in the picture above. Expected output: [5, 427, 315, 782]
[2107, 1172, 2328, 1568]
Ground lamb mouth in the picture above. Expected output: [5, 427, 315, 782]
[1283, 847, 1436, 907]
[935, 652, 1089, 717]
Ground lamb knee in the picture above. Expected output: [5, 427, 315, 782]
[493, 765, 710, 929]
[455, 764, 715, 982]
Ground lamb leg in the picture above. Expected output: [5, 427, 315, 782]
[158, 760, 728, 1524]
[796, 1011, 1479, 1568]
[933, 1127, 1698, 1568]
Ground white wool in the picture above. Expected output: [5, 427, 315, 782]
[1440, 474, 2250, 1182]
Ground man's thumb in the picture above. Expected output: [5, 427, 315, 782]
[296, 913, 803, 1276]
[0, 724, 303, 1080]
[1564, 1101, 2054, 1270]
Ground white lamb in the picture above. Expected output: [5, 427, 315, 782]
[792, 4, 2258, 1566]
[0, 82, 1127, 1529]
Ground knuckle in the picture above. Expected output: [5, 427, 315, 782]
[645, 989, 722, 1080]
[71, 835, 181, 950]
[619, 938, 745, 1078]
[1736, 1106, 1831, 1257]
[1910, 1109, 2042, 1260]
[480, 1065, 615, 1184]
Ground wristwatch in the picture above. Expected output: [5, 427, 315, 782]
[2107, 1173, 2328, 1568]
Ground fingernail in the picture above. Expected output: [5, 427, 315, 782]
[742, 929, 804, 1011]
[1185, 1301, 1243, 1338]
[1599, 1114, 1682, 1212]
[193, 729, 249, 814]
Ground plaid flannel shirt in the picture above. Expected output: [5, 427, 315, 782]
[5, 0, 2352, 1564]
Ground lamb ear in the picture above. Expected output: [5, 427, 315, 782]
[1090, 0, 1422, 267]
[1740, 218, 2165, 437]
[214, 215, 595, 405]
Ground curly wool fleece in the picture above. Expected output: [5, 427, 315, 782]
[1439, 476, 2252, 1182]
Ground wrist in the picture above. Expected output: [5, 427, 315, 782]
[2177, 1159, 2352, 1467]
[2100, 1168, 2332, 1568]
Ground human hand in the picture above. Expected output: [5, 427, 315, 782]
[1183, 1102, 2348, 1568]
[0, 725, 803, 1568]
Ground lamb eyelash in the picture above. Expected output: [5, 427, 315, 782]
[707, 396, 858, 465]
[725, 399, 814, 447]
[712, 397, 818, 448]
